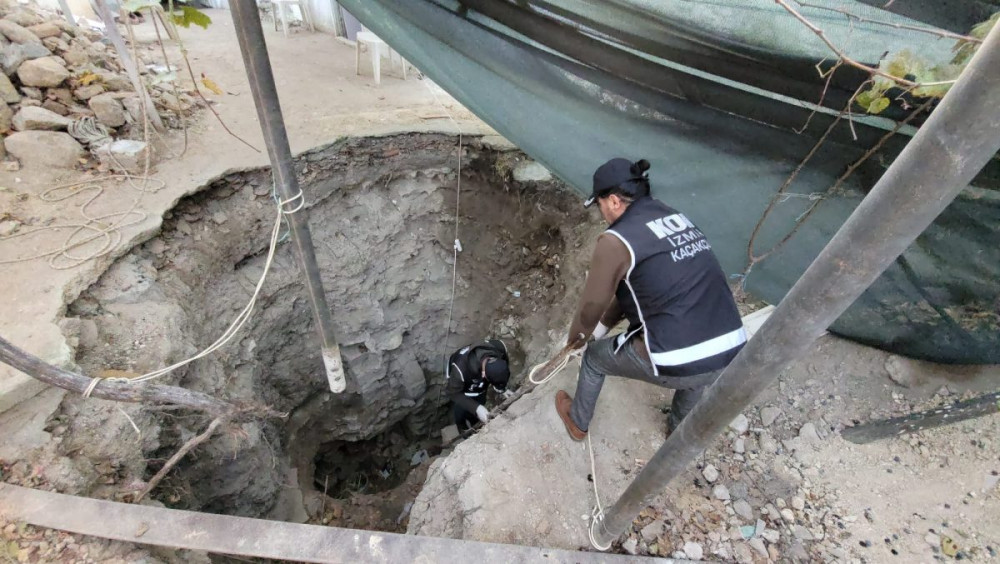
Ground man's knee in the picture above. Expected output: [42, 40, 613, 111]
[580, 339, 612, 375]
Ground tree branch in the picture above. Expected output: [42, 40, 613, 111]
[774, 0, 957, 89]
[795, 2, 983, 44]
[0, 335, 279, 419]
[134, 416, 226, 502]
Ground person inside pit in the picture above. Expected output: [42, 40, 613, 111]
[554, 158, 746, 441]
[446, 338, 514, 435]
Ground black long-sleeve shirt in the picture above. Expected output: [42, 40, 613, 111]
[446, 340, 508, 415]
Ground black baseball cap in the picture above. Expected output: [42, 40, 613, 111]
[484, 357, 509, 390]
[584, 158, 651, 207]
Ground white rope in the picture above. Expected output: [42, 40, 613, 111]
[0, 174, 166, 270]
[527, 348, 582, 385]
[527, 346, 612, 551]
[587, 433, 613, 551]
[83, 188, 301, 396]
[421, 79, 464, 350]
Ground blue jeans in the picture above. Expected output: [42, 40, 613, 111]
[569, 336, 721, 432]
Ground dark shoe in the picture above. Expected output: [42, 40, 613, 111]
[555, 390, 586, 441]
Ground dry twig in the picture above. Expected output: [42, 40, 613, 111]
[745, 95, 933, 273]
[135, 416, 226, 502]
[795, 2, 983, 44]
[774, 0, 957, 89]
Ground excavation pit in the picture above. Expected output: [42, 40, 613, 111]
[56, 133, 596, 532]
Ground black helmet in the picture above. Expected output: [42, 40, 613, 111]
[484, 357, 510, 390]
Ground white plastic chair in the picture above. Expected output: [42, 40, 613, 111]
[355, 30, 408, 86]
[271, 0, 314, 37]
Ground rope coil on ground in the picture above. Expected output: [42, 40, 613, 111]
[0, 175, 166, 270]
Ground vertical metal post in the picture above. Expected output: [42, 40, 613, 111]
[93, 0, 165, 131]
[229, 2, 347, 393]
[56, 0, 77, 28]
[593, 24, 1000, 546]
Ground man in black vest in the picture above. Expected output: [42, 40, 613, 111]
[446, 339, 512, 433]
[555, 158, 746, 441]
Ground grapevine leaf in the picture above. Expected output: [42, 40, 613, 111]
[171, 5, 212, 29]
[855, 89, 877, 109]
[867, 96, 890, 114]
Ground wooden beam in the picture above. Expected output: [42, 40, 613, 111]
[0, 484, 646, 563]
[842, 391, 1000, 444]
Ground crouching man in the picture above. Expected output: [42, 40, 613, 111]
[447, 338, 512, 434]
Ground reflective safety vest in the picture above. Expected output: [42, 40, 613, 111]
[606, 197, 745, 376]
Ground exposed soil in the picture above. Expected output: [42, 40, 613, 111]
[7, 133, 597, 534]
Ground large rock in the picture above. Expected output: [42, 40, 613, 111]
[27, 23, 61, 40]
[1, 41, 50, 75]
[74, 84, 104, 101]
[96, 140, 149, 174]
[62, 46, 88, 67]
[12, 105, 72, 130]
[122, 96, 142, 122]
[0, 101, 12, 133]
[5, 131, 83, 168]
[0, 20, 42, 45]
[17, 56, 68, 87]
[407, 358, 676, 549]
[513, 160, 552, 183]
[41, 100, 68, 116]
[47, 87, 74, 106]
[96, 70, 132, 92]
[3, 10, 44, 28]
[0, 72, 18, 103]
[89, 93, 126, 128]
[42, 36, 69, 53]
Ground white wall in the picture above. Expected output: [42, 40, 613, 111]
[305, 0, 341, 34]
[197, 1, 343, 35]
[35, 0, 97, 20]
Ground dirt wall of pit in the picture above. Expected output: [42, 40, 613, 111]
[6, 133, 601, 527]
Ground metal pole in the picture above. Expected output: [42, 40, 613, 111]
[229, 2, 346, 393]
[593, 24, 1000, 546]
[93, 0, 165, 132]
[56, 0, 77, 28]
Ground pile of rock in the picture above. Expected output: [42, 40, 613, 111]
[0, 3, 182, 171]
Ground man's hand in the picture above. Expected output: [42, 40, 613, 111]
[476, 405, 490, 424]
[566, 332, 587, 349]
[502, 389, 516, 400]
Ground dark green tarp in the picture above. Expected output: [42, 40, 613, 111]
[338, 0, 1000, 364]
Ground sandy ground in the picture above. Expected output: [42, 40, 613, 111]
[410, 328, 1000, 562]
[0, 9, 492, 413]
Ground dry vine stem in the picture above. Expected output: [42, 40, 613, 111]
[774, 0, 957, 90]
[134, 416, 226, 503]
[795, 1, 983, 44]
[148, 6, 189, 158]
[742, 1, 954, 277]
[162, 0, 261, 153]
[744, 96, 934, 275]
